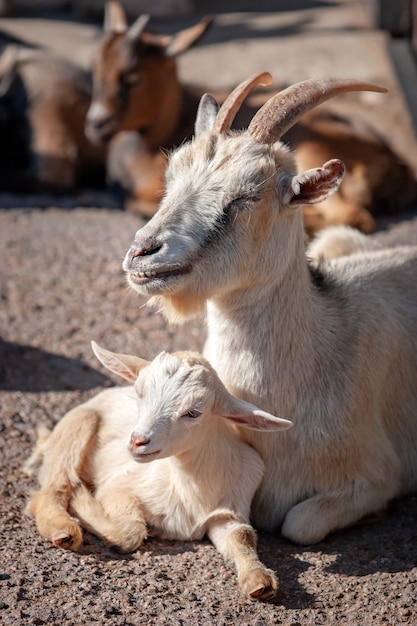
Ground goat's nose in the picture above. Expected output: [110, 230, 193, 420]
[86, 116, 116, 138]
[123, 236, 163, 272]
[86, 102, 111, 125]
[128, 434, 150, 450]
[130, 237, 162, 258]
[88, 117, 109, 131]
[85, 104, 118, 142]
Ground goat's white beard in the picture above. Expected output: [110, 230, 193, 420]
[147, 293, 207, 324]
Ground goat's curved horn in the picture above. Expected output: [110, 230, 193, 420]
[247, 78, 387, 144]
[212, 72, 272, 134]
[127, 14, 150, 41]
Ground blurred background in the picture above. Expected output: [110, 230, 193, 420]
[0, 0, 416, 212]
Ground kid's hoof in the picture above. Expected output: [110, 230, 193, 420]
[242, 568, 279, 602]
[52, 526, 82, 551]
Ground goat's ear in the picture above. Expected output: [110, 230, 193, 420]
[104, 0, 127, 33]
[164, 18, 212, 57]
[217, 394, 292, 432]
[282, 159, 345, 207]
[91, 341, 149, 382]
[195, 93, 219, 136]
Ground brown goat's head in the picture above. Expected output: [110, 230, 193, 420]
[85, 0, 211, 145]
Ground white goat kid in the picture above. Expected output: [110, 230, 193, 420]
[26, 343, 291, 601]
[123, 73, 417, 545]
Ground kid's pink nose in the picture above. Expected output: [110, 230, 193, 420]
[128, 434, 150, 451]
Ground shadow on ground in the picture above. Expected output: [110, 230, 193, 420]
[0, 339, 111, 392]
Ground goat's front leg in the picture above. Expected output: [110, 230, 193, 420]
[27, 488, 84, 551]
[25, 408, 100, 551]
[281, 477, 395, 545]
[70, 483, 147, 553]
[206, 515, 278, 601]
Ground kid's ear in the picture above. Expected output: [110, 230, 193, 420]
[282, 159, 345, 207]
[91, 341, 149, 382]
[217, 393, 292, 432]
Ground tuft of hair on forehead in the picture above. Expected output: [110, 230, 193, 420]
[166, 131, 292, 193]
[172, 351, 211, 369]
[151, 351, 181, 376]
[143, 351, 215, 408]
[151, 350, 209, 377]
[202, 133, 220, 162]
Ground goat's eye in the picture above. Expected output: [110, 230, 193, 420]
[224, 193, 260, 214]
[182, 410, 202, 419]
[225, 196, 244, 212]
[123, 71, 142, 86]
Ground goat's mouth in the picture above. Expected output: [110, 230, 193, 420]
[127, 264, 192, 290]
[131, 449, 161, 462]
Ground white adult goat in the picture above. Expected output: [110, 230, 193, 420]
[123, 72, 417, 545]
[26, 343, 291, 601]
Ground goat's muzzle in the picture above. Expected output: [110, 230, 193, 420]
[131, 238, 163, 258]
[123, 238, 162, 270]
[128, 434, 161, 461]
[128, 434, 150, 450]
[85, 105, 120, 144]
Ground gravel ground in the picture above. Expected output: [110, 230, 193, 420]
[1, 200, 417, 626]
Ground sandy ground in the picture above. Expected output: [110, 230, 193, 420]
[1, 1, 417, 624]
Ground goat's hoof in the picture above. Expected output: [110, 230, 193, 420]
[242, 568, 278, 602]
[109, 540, 142, 553]
[51, 526, 82, 551]
[106, 530, 146, 553]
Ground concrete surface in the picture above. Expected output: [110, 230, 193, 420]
[1, 1, 417, 624]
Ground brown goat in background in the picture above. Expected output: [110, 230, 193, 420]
[286, 109, 416, 235]
[0, 5, 209, 196]
[88, 0, 415, 231]
[0, 44, 105, 191]
[86, 0, 211, 216]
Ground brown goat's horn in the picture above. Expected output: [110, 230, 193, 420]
[212, 72, 273, 134]
[127, 14, 150, 41]
[247, 78, 387, 144]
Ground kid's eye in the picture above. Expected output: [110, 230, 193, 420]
[182, 410, 201, 419]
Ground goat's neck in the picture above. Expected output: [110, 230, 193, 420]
[144, 73, 183, 149]
[205, 221, 321, 414]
